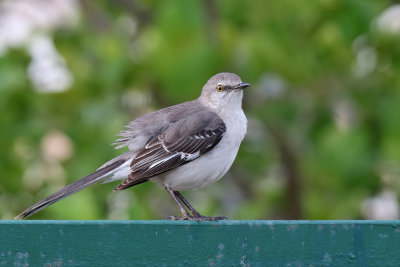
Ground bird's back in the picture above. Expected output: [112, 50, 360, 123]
[115, 100, 208, 152]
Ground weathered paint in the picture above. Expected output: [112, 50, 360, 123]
[1, 220, 400, 266]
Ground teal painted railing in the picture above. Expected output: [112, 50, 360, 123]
[1, 220, 399, 266]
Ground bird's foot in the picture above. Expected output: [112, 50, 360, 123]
[192, 216, 228, 222]
[167, 215, 190, 221]
[167, 215, 228, 222]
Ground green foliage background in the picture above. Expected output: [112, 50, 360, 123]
[1, 0, 399, 219]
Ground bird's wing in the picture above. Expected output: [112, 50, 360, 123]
[114, 111, 226, 190]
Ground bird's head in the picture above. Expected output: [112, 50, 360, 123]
[199, 72, 250, 112]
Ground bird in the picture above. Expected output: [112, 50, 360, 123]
[16, 72, 250, 221]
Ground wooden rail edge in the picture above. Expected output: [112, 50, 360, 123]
[1, 220, 399, 266]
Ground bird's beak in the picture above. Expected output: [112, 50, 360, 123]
[236, 82, 251, 89]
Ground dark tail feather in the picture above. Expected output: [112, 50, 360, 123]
[15, 159, 126, 219]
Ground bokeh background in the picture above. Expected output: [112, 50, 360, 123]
[1, 0, 400, 220]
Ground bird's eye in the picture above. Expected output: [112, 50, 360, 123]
[217, 85, 223, 92]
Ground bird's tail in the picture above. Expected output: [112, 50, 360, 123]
[15, 159, 126, 219]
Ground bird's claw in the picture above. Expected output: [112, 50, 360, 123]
[197, 216, 228, 221]
[167, 215, 189, 221]
[167, 215, 228, 222]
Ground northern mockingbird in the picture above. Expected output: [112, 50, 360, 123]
[16, 72, 250, 221]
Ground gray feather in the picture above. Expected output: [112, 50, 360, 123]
[114, 100, 208, 150]
[114, 111, 226, 190]
[15, 159, 126, 219]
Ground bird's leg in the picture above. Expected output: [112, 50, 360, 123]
[174, 191, 202, 217]
[174, 191, 228, 222]
[164, 185, 192, 220]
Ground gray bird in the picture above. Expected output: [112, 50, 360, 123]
[16, 72, 250, 221]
